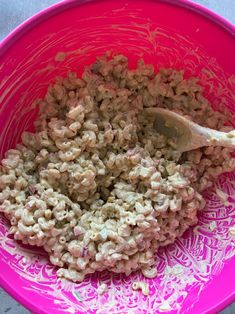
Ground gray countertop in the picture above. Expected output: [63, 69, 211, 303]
[0, 0, 234, 313]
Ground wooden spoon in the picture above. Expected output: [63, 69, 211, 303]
[145, 107, 235, 152]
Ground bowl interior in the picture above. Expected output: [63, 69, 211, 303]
[0, 1, 235, 313]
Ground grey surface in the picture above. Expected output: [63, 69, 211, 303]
[0, 0, 234, 313]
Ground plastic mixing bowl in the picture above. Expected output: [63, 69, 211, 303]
[0, 1, 235, 313]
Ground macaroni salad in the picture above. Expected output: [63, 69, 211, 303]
[0, 54, 234, 282]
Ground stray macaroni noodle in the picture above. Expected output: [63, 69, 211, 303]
[0, 54, 235, 284]
[132, 281, 149, 296]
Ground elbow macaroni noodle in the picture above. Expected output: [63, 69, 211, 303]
[0, 54, 235, 283]
[132, 281, 149, 296]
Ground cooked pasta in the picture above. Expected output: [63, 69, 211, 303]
[0, 54, 234, 283]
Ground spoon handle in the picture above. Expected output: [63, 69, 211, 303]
[192, 125, 235, 150]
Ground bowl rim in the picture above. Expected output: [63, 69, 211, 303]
[0, 0, 235, 55]
[0, 1, 235, 313]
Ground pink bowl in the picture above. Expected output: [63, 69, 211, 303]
[0, 1, 235, 313]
